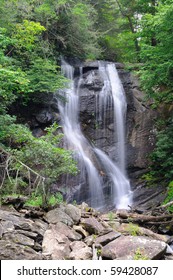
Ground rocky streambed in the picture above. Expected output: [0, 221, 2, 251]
[0, 203, 173, 260]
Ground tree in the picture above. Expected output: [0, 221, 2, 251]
[0, 118, 78, 200]
[139, 1, 173, 102]
[0, 1, 78, 203]
[151, 118, 173, 180]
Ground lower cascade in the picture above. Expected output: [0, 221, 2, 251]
[58, 59, 132, 210]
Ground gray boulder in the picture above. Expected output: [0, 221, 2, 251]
[53, 222, 82, 241]
[45, 208, 74, 226]
[95, 231, 121, 246]
[42, 224, 71, 260]
[69, 241, 92, 260]
[0, 240, 43, 260]
[64, 204, 81, 224]
[101, 235, 167, 260]
[81, 217, 104, 234]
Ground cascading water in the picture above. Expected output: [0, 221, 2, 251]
[59, 59, 132, 209]
[107, 63, 127, 173]
[94, 62, 132, 208]
[58, 60, 104, 209]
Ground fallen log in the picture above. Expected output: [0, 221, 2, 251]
[117, 210, 173, 224]
[1, 195, 28, 209]
[156, 201, 173, 209]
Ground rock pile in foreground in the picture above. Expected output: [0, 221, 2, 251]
[0, 203, 172, 260]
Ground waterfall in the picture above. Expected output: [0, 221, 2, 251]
[94, 62, 131, 209]
[58, 59, 132, 209]
[58, 60, 104, 209]
[107, 64, 127, 173]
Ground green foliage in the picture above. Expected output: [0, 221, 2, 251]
[0, 24, 64, 113]
[0, 66, 30, 113]
[126, 223, 140, 236]
[0, 117, 78, 197]
[133, 248, 149, 260]
[139, 2, 173, 101]
[141, 172, 157, 187]
[97, 248, 102, 257]
[26, 58, 66, 95]
[0, 28, 30, 113]
[58, 1, 101, 59]
[163, 181, 173, 212]
[24, 194, 43, 207]
[48, 193, 64, 205]
[151, 119, 173, 180]
[108, 211, 115, 221]
[12, 20, 46, 50]
[1, 178, 28, 196]
[24, 192, 64, 207]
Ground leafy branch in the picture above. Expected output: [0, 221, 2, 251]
[0, 146, 46, 195]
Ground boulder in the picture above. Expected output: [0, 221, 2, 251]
[101, 235, 167, 260]
[81, 217, 104, 234]
[111, 222, 170, 243]
[3, 232, 35, 247]
[54, 222, 82, 241]
[64, 204, 81, 224]
[69, 241, 92, 260]
[84, 235, 96, 246]
[0, 240, 43, 260]
[95, 231, 121, 246]
[42, 224, 71, 260]
[0, 220, 14, 235]
[35, 109, 55, 124]
[73, 225, 89, 238]
[132, 185, 166, 210]
[45, 208, 74, 226]
[0, 209, 35, 231]
[0, 223, 3, 237]
[32, 219, 48, 236]
[16, 230, 38, 239]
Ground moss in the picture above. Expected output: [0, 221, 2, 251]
[162, 181, 173, 212]
[126, 223, 140, 236]
[133, 248, 149, 260]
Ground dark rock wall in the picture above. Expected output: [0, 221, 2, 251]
[120, 71, 158, 174]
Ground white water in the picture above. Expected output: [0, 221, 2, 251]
[58, 60, 104, 209]
[94, 148, 131, 209]
[107, 64, 127, 173]
[95, 62, 132, 208]
[59, 59, 132, 209]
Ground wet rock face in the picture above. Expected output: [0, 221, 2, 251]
[79, 65, 115, 160]
[122, 72, 158, 174]
[79, 66, 158, 177]
[77, 65, 160, 209]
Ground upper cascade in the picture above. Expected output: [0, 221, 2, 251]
[58, 59, 132, 210]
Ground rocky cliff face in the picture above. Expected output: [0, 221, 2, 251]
[15, 61, 160, 208]
[77, 62, 161, 209]
[78, 62, 158, 179]
[18, 61, 157, 178]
